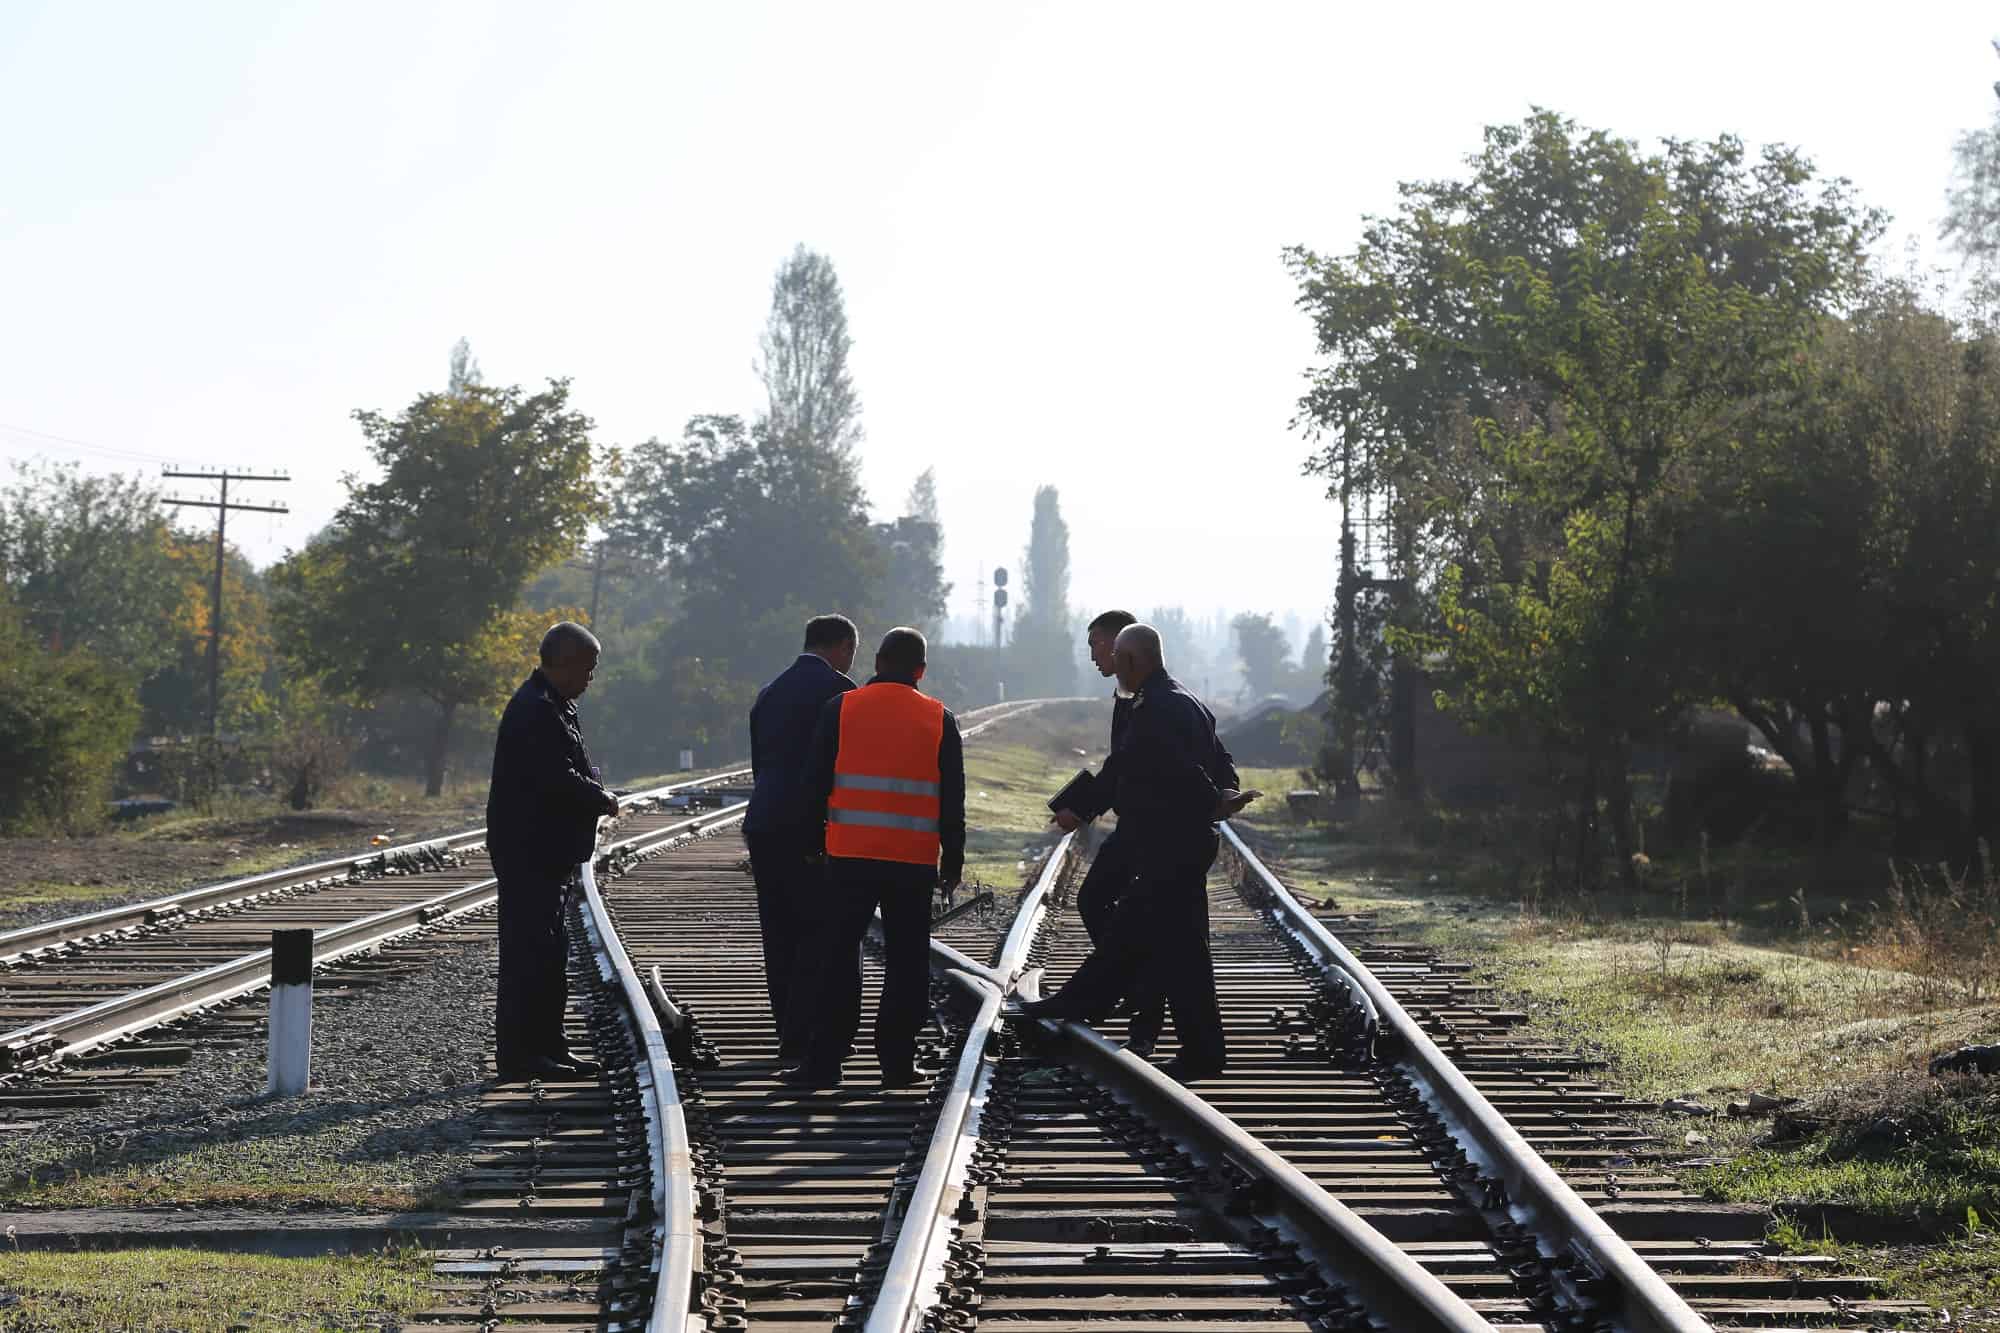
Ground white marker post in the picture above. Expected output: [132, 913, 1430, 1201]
[268, 928, 313, 1096]
[678, 747, 694, 772]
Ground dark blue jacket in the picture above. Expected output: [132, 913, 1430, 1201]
[1076, 669, 1238, 833]
[486, 670, 612, 875]
[746, 653, 856, 836]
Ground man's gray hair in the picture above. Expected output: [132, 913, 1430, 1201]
[539, 621, 602, 666]
[1114, 622, 1164, 669]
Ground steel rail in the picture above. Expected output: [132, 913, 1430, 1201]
[623, 696, 1061, 1332]
[1014, 970, 1497, 1333]
[864, 832, 1078, 1333]
[577, 855, 697, 1333]
[0, 809, 729, 1074]
[0, 767, 752, 966]
[1221, 821, 1714, 1333]
[2, 699, 1050, 967]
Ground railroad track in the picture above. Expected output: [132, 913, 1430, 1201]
[0, 698, 1050, 1331]
[600, 819, 1921, 1331]
[2, 696, 1920, 1330]
[0, 699, 1049, 1080]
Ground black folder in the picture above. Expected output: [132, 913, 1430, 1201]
[1047, 768, 1096, 815]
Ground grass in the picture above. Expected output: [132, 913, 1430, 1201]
[958, 703, 1104, 888]
[0, 1153, 443, 1213]
[0, 883, 131, 916]
[1230, 784, 2000, 1316]
[1688, 1073, 2000, 1222]
[0, 1246, 430, 1331]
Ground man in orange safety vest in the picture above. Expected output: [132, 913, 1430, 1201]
[788, 627, 966, 1090]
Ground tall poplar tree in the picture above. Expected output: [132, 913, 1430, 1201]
[1010, 486, 1075, 696]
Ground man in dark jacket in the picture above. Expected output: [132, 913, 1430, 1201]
[1055, 609, 1139, 945]
[1023, 623, 1257, 1081]
[486, 622, 619, 1081]
[789, 627, 966, 1090]
[745, 614, 858, 1064]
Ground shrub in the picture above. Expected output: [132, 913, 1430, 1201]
[0, 608, 140, 833]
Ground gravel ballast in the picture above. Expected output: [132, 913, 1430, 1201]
[2, 935, 501, 1212]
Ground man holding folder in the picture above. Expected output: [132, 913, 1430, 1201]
[1030, 623, 1258, 1081]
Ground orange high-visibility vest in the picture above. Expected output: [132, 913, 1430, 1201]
[826, 682, 945, 866]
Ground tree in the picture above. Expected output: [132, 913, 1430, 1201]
[757, 245, 862, 458]
[0, 461, 187, 677]
[0, 599, 140, 833]
[1296, 623, 1328, 696]
[874, 470, 950, 636]
[1232, 613, 1295, 702]
[610, 414, 881, 758]
[1011, 486, 1075, 696]
[271, 378, 604, 794]
[448, 337, 483, 395]
[143, 542, 278, 737]
[1289, 111, 1881, 887]
[907, 467, 940, 526]
[1944, 40, 2000, 266]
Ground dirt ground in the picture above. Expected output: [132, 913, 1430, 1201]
[0, 800, 487, 930]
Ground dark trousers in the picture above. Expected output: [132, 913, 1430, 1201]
[1074, 826, 1165, 1048]
[492, 851, 572, 1068]
[746, 830, 819, 1058]
[1041, 830, 1225, 1069]
[799, 857, 936, 1077]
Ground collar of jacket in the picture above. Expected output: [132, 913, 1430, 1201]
[865, 673, 922, 690]
[1135, 666, 1172, 698]
[531, 668, 576, 714]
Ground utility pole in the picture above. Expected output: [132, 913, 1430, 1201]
[163, 468, 289, 738]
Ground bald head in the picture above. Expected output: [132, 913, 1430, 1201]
[1112, 623, 1164, 692]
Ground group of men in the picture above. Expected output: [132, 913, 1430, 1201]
[483, 610, 1255, 1088]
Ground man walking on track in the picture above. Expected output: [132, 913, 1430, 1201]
[1051, 608, 1168, 1056]
[485, 622, 620, 1082]
[745, 615, 859, 1065]
[1022, 623, 1258, 1082]
[789, 627, 966, 1090]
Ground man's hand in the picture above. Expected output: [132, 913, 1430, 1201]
[1051, 808, 1082, 833]
[602, 792, 622, 818]
[938, 877, 962, 895]
[1210, 788, 1263, 821]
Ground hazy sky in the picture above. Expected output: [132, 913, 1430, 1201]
[3, 2, 1993, 647]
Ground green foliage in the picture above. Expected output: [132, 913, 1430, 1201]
[0, 460, 186, 678]
[607, 414, 879, 764]
[1290, 111, 1883, 884]
[0, 601, 141, 833]
[759, 243, 863, 457]
[1231, 612, 1295, 702]
[876, 513, 949, 636]
[270, 378, 605, 794]
[1943, 40, 2000, 265]
[1010, 485, 1076, 696]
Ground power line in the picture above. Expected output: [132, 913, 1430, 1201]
[162, 467, 291, 738]
[0, 420, 186, 468]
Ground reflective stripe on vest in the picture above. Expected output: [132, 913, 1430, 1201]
[826, 682, 945, 866]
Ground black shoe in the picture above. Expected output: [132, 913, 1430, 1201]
[780, 1064, 842, 1090]
[1015, 997, 1069, 1021]
[550, 1054, 600, 1078]
[1161, 1058, 1225, 1084]
[496, 1056, 570, 1082]
[1121, 1040, 1157, 1061]
[879, 1067, 921, 1089]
